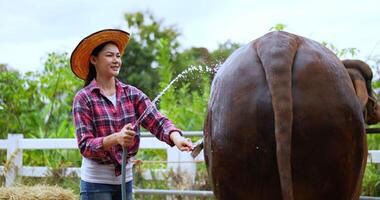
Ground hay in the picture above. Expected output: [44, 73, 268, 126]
[0, 185, 77, 200]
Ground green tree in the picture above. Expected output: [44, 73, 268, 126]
[120, 11, 240, 98]
[0, 53, 82, 139]
[156, 39, 211, 131]
[35, 52, 82, 138]
[0, 53, 83, 168]
[0, 69, 26, 136]
[174, 41, 240, 92]
[120, 11, 181, 98]
[210, 40, 241, 64]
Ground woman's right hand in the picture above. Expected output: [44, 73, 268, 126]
[116, 123, 136, 147]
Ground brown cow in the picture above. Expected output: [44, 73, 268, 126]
[203, 31, 380, 200]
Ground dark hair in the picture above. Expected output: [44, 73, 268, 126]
[83, 41, 117, 87]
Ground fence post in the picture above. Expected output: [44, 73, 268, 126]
[5, 133, 23, 187]
[167, 147, 196, 183]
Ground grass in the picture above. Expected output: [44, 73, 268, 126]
[362, 163, 380, 196]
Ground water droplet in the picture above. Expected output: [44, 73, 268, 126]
[134, 65, 220, 127]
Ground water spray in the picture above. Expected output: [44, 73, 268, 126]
[120, 65, 218, 200]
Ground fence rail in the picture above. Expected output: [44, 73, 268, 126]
[0, 132, 204, 187]
[1, 131, 380, 199]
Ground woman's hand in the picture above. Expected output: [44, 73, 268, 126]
[103, 123, 136, 150]
[170, 131, 193, 152]
[116, 123, 136, 147]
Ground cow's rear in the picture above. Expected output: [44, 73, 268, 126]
[204, 31, 366, 200]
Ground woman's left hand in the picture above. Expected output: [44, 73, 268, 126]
[170, 131, 193, 152]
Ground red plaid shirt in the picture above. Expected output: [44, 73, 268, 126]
[73, 79, 181, 176]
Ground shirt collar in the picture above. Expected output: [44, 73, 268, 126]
[87, 78, 128, 93]
[115, 78, 128, 89]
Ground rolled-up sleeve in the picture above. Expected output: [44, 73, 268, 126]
[73, 93, 107, 159]
[136, 92, 182, 146]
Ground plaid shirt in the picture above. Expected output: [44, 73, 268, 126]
[73, 79, 181, 176]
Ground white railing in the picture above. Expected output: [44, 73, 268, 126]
[0, 133, 205, 187]
[1, 133, 380, 188]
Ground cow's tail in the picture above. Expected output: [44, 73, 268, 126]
[256, 31, 298, 200]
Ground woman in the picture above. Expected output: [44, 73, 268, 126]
[71, 29, 193, 200]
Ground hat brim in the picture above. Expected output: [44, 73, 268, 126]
[70, 29, 130, 80]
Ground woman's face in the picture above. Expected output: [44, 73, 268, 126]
[90, 43, 122, 78]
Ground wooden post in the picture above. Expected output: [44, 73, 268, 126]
[167, 147, 196, 183]
[5, 134, 23, 187]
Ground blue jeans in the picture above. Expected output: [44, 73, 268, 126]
[80, 180, 133, 200]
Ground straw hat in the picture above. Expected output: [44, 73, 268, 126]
[70, 29, 130, 80]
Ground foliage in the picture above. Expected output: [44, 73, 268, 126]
[177, 47, 212, 69]
[367, 55, 380, 89]
[135, 149, 167, 169]
[0, 52, 83, 168]
[362, 163, 380, 196]
[155, 38, 211, 131]
[210, 40, 241, 64]
[120, 11, 181, 98]
[0, 69, 26, 136]
[0, 52, 81, 139]
[120, 11, 239, 99]
[269, 23, 287, 31]
[321, 41, 359, 58]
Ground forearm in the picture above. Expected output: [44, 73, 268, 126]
[137, 93, 182, 145]
[169, 131, 193, 152]
[103, 124, 136, 150]
[102, 133, 118, 151]
[78, 137, 107, 158]
[169, 131, 182, 144]
[143, 115, 182, 146]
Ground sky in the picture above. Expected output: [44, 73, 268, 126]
[0, 0, 379, 73]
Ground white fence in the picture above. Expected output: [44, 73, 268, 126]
[1, 132, 380, 188]
[0, 132, 205, 187]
